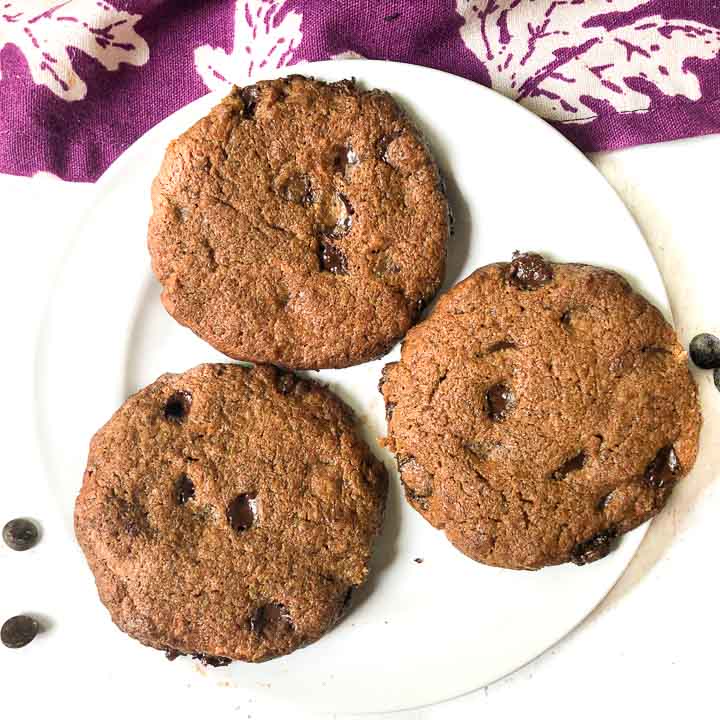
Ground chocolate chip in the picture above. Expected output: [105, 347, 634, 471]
[192, 652, 232, 667]
[278, 173, 313, 206]
[164, 391, 192, 422]
[414, 557, 424, 564]
[597, 492, 613, 511]
[323, 192, 354, 239]
[508, 252, 553, 290]
[689, 333, 720, 369]
[2, 518, 39, 551]
[319, 240, 349, 275]
[551, 451, 587, 481]
[570, 527, 618, 566]
[174, 475, 195, 505]
[332, 144, 359, 175]
[250, 603, 292, 635]
[643, 445, 680, 489]
[486, 383, 514, 422]
[240, 86, 258, 118]
[1, 615, 39, 649]
[385, 402, 396, 421]
[376, 131, 402, 163]
[227, 493, 257, 532]
[487, 340, 516, 353]
[560, 310, 572, 328]
[164, 647, 184, 661]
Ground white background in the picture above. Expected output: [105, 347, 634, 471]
[1, 134, 718, 718]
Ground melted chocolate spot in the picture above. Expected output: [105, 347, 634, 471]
[551, 451, 587, 481]
[174, 474, 195, 505]
[279, 174, 313, 206]
[508, 252, 554, 290]
[644, 445, 680, 489]
[192, 653, 232, 667]
[571, 527, 618, 566]
[250, 603, 292, 635]
[227, 493, 257, 532]
[486, 383, 514, 422]
[164, 648, 184, 661]
[560, 310, 572, 328]
[319, 240, 349, 275]
[164, 391, 192, 423]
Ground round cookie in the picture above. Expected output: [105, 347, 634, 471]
[75, 363, 387, 662]
[148, 76, 450, 369]
[380, 253, 701, 570]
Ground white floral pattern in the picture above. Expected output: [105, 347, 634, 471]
[457, 0, 720, 121]
[0, 0, 148, 101]
[195, 0, 302, 90]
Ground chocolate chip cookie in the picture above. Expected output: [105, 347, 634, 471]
[380, 253, 701, 570]
[148, 76, 450, 369]
[75, 364, 388, 661]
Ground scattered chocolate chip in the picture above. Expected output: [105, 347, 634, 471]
[250, 603, 292, 635]
[227, 493, 257, 532]
[486, 383, 514, 422]
[192, 653, 232, 667]
[174, 475, 195, 505]
[164, 391, 192, 423]
[508, 252, 554, 290]
[487, 340, 516, 353]
[1, 615, 39, 649]
[551, 451, 587, 481]
[385, 402, 396, 421]
[570, 527, 618, 566]
[3, 518, 39, 551]
[715, 367, 720, 392]
[560, 310, 572, 328]
[278, 173, 313, 206]
[414, 557, 424, 564]
[643, 445, 680, 489]
[164, 647, 184, 661]
[376, 131, 402, 163]
[239, 86, 258, 118]
[319, 240, 349, 275]
[689, 333, 720, 369]
[276, 371, 297, 395]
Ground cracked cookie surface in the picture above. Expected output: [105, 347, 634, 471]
[380, 254, 701, 570]
[148, 76, 449, 369]
[75, 363, 388, 661]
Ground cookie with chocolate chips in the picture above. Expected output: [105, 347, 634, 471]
[75, 364, 387, 661]
[380, 253, 701, 570]
[148, 75, 450, 369]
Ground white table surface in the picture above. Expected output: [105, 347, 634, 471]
[2, 134, 718, 719]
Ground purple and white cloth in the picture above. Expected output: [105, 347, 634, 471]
[1, 0, 719, 182]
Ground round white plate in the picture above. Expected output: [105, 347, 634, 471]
[35, 60, 669, 714]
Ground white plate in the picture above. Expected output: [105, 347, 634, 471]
[35, 60, 670, 714]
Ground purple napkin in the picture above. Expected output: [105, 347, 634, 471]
[1, 0, 719, 182]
